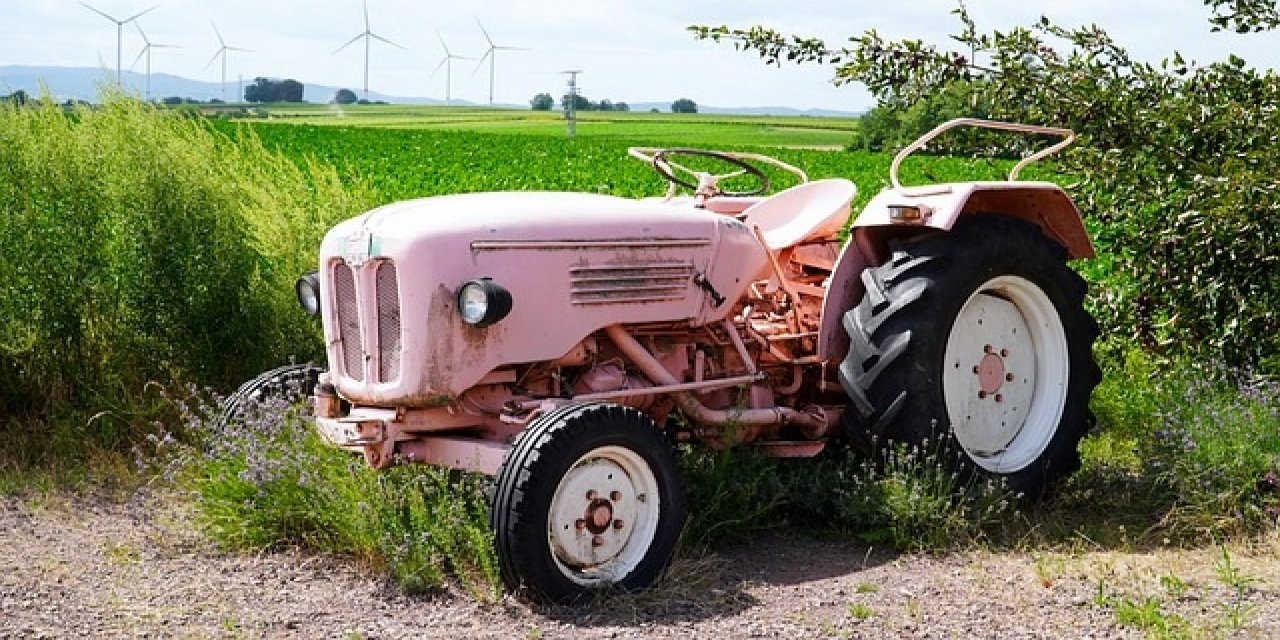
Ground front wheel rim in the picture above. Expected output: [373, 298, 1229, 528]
[546, 445, 661, 587]
[942, 275, 1070, 473]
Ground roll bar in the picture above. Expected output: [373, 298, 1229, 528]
[889, 118, 1076, 189]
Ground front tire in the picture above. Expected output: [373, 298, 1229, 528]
[838, 215, 1101, 497]
[490, 403, 685, 603]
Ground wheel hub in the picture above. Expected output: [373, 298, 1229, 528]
[547, 446, 659, 581]
[585, 498, 614, 534]
[976, 352, 1006, 395]
[942, 276, 1070, 473]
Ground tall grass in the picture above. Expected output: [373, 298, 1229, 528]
[0, 93, 370, 472]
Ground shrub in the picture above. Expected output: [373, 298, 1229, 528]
[169, 385, 498, 598]
[1089, 349, 1280, 536]
[0, 92, 370, 453]
[693, 6, 1280, 374]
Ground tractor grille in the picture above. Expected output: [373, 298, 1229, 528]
[569, 261, 695, 305]
[375, 261, 402, 382]
[332, 262, 364, 381]
[329, 259, 403, 384]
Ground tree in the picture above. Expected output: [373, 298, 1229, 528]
[530, 92, 555, 110]
[1, 90, 28, 106]
[245, 78, 305, 103]
[333, 89, 358, 105]
[615, 101, 630, 112]
[562, 93, 591, 111]
[692, 1, 1280, 371]
[671, 98, 698, 113]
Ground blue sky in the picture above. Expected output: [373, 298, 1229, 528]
[2, 0, 1276, 109]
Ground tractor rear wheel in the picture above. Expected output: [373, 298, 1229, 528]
[490, 402, 685, 603]
[838, 215, 1100, 497]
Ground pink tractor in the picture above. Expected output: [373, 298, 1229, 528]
[232, 118, 1100, 602]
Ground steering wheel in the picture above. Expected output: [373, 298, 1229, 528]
[652, 148, 770, 197]
[628, 147, 809, 201]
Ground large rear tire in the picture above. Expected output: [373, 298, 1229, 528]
[838, 215, 1100, 497]
[490, 402, 685, 603]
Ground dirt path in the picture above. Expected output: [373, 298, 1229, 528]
[2, 494, 1278, 639]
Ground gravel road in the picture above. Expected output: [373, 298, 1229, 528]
[2, 493, 1277, 639]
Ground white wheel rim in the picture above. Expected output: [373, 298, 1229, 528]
[942, 275, 1069, 473]
[547, 445, 661, 587]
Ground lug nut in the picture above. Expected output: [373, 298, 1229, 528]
[1001, 348, 1010, 357]
[978, 391, 988, 399]
[984, 345, 993, 354]
[592, 535, 604, 547]
[575, 519, 586, 530]
[972, 366, 981, 374]
[995, 394, 1004, 403]
[1006, 373, 1015, 382]
[613, 520, 625, 530]
[586, 490, 597, 501]
[610, 491, 622, 502]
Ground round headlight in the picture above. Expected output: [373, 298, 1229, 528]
[457, 278, 513, 328]
[295, 272, 321, 317]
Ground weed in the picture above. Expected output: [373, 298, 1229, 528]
[905, 597, 921, 620]
[847, 602, 875, 620]
[1159, 574, 1188, 599]
[1111, 596, 1187, 636]
[1213, 545, 1257, 629]
[103, 542, 139, 565]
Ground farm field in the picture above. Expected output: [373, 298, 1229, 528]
[238, 102, 861, 149]
[224, 118, 1015, 211]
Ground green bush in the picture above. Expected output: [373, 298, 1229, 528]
[0, 93, 369, 451]
[680, 445, 1016, 552]
[1089, 350, 1280, 536]
[694, 7, 1280, 374]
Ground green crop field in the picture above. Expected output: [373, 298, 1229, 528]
[236, 103, 861, 149]
[226, 120, 1017, 211]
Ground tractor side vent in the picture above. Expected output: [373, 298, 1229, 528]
[332, 261, 364, 381]
[375, 261, 402, 383]
[569, 261, 695, 305]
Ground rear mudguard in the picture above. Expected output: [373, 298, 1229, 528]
[817, 182, 1093, 363]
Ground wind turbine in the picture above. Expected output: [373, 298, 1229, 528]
[80, 2, 157, 85]
[431, 31, 473, 106]
[131, 22, 178, 101]
[473, 19, 526, 106]
[335, 0, 407, 101]
[207, 23, 251, 102]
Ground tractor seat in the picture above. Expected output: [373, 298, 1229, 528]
[740, 178, 857, 250]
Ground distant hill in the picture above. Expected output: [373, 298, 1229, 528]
[628, 102, 860, 118]
[0, 65, 451, 105]
[0, 65, 861, 117]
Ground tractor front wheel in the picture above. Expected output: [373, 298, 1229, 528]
[490, 402, 685, 603]
[839, 215, 1101, 497]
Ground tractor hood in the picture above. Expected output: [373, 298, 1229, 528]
[317, 191, 767, 406]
